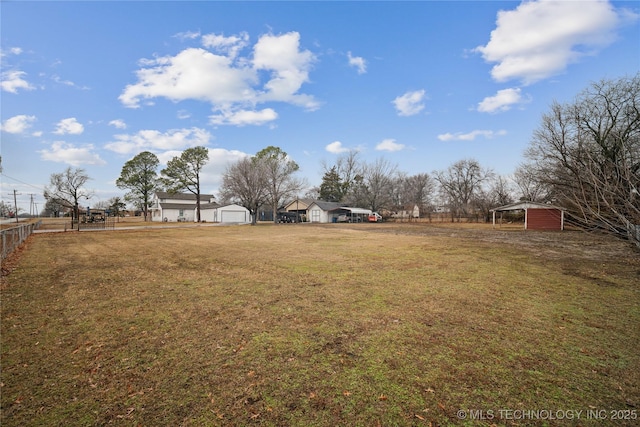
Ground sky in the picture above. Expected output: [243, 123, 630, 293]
[1, 0, 639, 214]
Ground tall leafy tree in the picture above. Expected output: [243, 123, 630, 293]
[321, 151, 361, 203]
[319, 166, 344, 202]
[108, 196, 127, 221]
[44, 167, 92, 226]
[116, 151, 160, 221]
[255, 146, 304, 223]
[160, 146, 210, 222]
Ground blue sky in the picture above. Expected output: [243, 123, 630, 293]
[1, 1, 638, 214]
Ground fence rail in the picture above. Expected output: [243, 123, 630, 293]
[1, 221, 42, 261]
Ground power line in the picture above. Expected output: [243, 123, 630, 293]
[0, 173, 46, 192]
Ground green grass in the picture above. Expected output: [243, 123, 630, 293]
[1, 224, 639, 426]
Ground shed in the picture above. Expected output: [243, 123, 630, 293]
[307, 201, 342, 223]
[490, 201, 565, 231]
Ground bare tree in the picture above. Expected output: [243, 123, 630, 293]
[352, 158, 397, 212]
[512, 163, 551, 202]
[434, 159, 493, 221]
[220, 156, 268, 225]
[474, 175, 514, 222]
[255, 146, 305, 223]
[44, 167, 93, 226]
[390, 172, 435, 220]
[526, 74, 640, 247]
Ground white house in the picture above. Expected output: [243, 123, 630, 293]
[200, 203, 252, 224]
[150, 191, 214, 222]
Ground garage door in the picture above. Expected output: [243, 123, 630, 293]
[220, 210, 247, 223]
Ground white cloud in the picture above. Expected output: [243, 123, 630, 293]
[1, 115, 36, 134]
[119, 47, 256, 108]
[477, 87, 529, 113]
[177, 110, 191, 120]
[200, 148, 249, 189]
[209, 108, 277, 126]
[475, 0, 636, 84]
[51, 74, 89, 90]
[1, 47, 23, 57]
[375, 139, 405, 152]
[325, 141, 350, 154]
[104, 127, 212, 155]
[437, 129, 507, 141]
[1, 70, 35, 93]
[347, 51, 367, 74]
[202, 32, 249, 59]
[108, 119, 127, 129]
[120, 31, 319, 120]
[39, 141, 106, 166]
[392, 90, 426, 116]
[173, 30, 201, 41]
[151, 147, 248, 191]
[253, 32, 318, 109]
[54, 118, 84, 135]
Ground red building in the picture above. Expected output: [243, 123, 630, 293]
[491, 201, 565, 231]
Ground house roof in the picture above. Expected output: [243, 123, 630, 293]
[159, 202, 198, 210]
[284, 198, 315, 210]
[200, 202, 222, 210]
[490, 201, 565, 212]
[155, 191, 215, 201]
[308, 200, 343, 211]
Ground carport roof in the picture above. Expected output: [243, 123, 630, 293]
[328, 207, 372, 215]
[490, 201, 565, 212]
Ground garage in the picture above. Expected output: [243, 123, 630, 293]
[220, 209, 249, 223]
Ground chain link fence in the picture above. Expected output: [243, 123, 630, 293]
[1, 221, 42, 261]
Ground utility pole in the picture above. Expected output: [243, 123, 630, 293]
[11, 189, 21, 223]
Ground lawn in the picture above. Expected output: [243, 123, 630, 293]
[1, 223, 639, 426]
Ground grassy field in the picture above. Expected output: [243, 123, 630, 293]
[1, 223, 638, 426]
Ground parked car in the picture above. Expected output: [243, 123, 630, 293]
[277, 212, 299, 223]
[337, 214, 350, 223]
[368, 212, 383, 222]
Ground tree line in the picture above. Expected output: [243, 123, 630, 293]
[41, 74, 639, 247]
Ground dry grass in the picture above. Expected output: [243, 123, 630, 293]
[1, 223, 639, 426]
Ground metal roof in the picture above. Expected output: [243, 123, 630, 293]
[155, 191, 215, 201]
[341, 207, 373, 215]
[490, 201, 565, 212]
